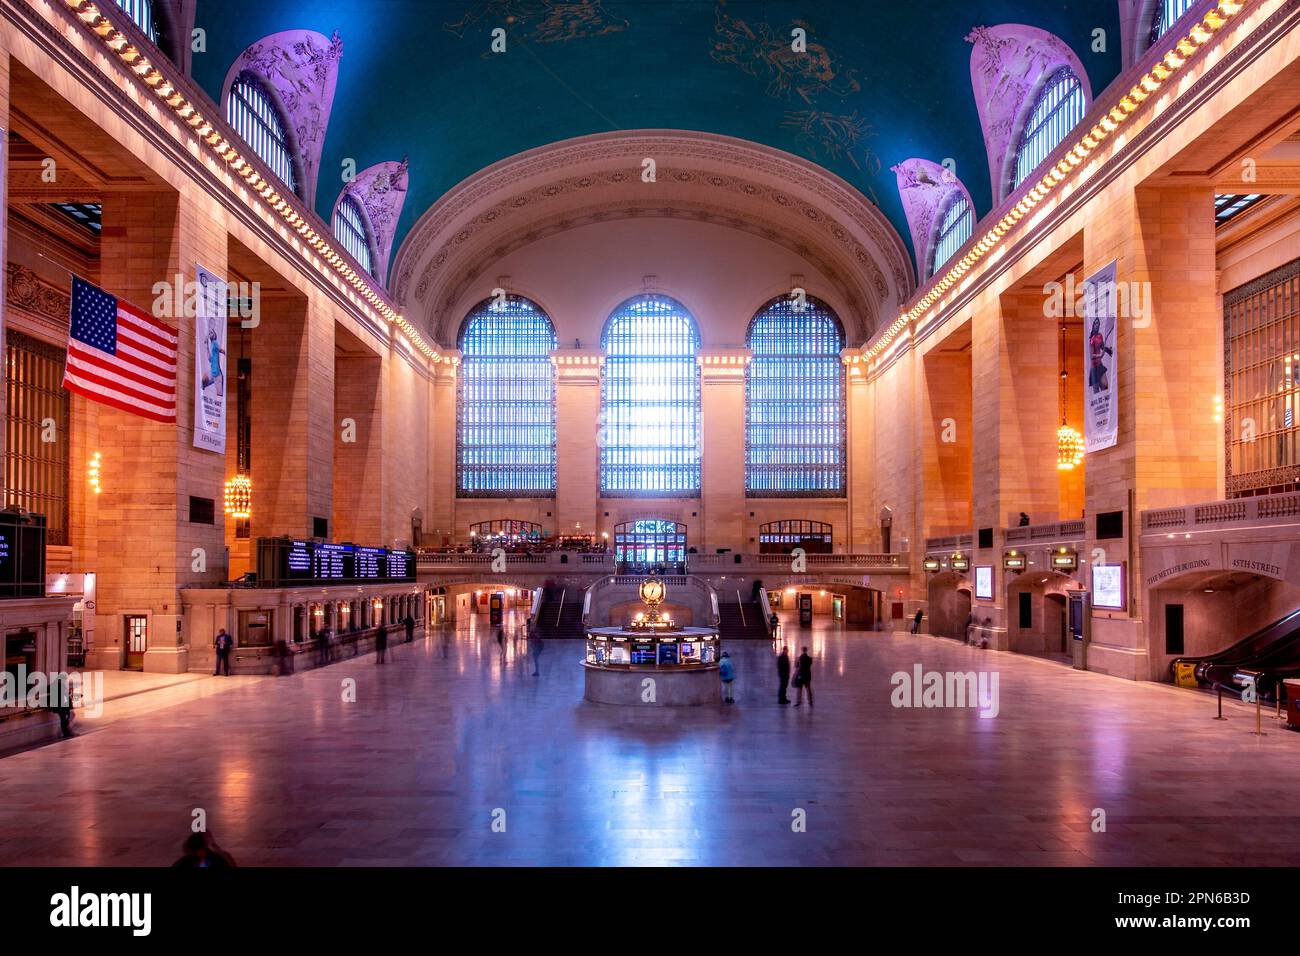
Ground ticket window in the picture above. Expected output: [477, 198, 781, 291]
[239, 610, 273, 647]
[4, 631, 36, 708]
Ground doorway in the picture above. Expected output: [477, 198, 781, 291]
[1045, 593, 1068, 656]
[124, 615, 147, 670]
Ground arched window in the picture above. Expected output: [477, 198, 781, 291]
[115, 0, 157, 42]
[226, 73, 298, 195]
[600, 295, 701, 496]
[745, 294, 845, 496]
[930, 194, 973, 278]
[613, 519, 687, 573]
[1149, 0, 1198, 46]
[457, 295, 557, 496]
[759, 520, 833, 554]
[1012, 67, 1086, 193]
[333, 195, 374, 275]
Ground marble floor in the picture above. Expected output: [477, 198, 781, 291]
[3, 611, 1300, 866]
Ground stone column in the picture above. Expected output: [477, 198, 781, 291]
[551, 349, 603, 538]
[698, 349, 750, 553]
[333, 348, 383, 544]
[427, 355, 459, 543]
[1082, 185, 1219, 679]
[94, 185, 228, 672]
[844, 353, 870, 550]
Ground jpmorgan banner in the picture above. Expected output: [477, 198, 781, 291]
[193, 263, 227, 454]
[1082, 260, 1119, 454]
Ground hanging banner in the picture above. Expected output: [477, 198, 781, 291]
[1082, 260, 1119, 454]
[193, 264, 228, 453]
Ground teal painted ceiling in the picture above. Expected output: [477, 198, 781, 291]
[190, 0, 1122, 276]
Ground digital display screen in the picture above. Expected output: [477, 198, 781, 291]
[657, 642, 679, 666]
[1092, 564, 1125, 609]
[0, 513, 46, 598]
[355, 547, 384, 579]
[630, 642, 656, 665]
[975, 565, 994, 600]
[259, 538, 416, 587]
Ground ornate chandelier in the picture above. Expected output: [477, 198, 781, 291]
[1056, 313, 1084, 471]
[1057, 423, 1085, 470]
[224, 473, 252, 519]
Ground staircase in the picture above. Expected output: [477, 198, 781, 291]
[719, 601, 769, 640]
[535, 588, 585, 640]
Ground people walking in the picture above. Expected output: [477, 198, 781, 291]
[529, 632, 544, 676]
[317, 626, 331, 666]
[375, 626, 389, 664]
[403, 613, 415, 643]
[719, 651, 736, 704]
[910, 609, 923, 635]
[496, 625, 506, 664]
[776, 646, 791, 705]
[49, 672, 74, 738]
[794, 646, 814, 707]
[214, 627, 233, 676]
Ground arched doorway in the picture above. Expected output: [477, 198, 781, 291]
[926, 571, 972, 641]
[1006, 571, 1081, 659]
[613, 519, 687, 574]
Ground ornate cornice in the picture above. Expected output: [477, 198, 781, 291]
[7, 263, 70, 323]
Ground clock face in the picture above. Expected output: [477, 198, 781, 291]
[640, 578, 665, 605]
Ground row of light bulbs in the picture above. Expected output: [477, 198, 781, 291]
[862, 0, 1247, 365]
[63, 0, 445, 365]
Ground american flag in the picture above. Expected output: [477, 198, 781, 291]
[63, 276, 178, 424]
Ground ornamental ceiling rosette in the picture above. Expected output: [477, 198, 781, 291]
[221, 29, 343, 207]
[333, 159, 410, 289]
[891, 159, 976, 282]
[966, 24, 1092, 202]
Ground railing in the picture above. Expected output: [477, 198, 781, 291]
[685, 553, 906, 569]
[1141, 492, 1300, 533]
[417, 551, 614, 572]
[758, 588, 774, 636]
[925, 534, 973, 552]
[1003, 519, 1086, 545]
[583, 574, 719, 628]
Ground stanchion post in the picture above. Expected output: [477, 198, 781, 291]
[1214, 686, 1226, 720]
[1255, 686, 1266, 736]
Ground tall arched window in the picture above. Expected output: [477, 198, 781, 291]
[457, 295, 557, 496]
[600, 295, 701, 496]
[1012, 67, 1086, 192]
[227, 73, 298, 195]
[333, 195, 374, 275]
[115, 0, 157, 42]
[930, 193, 973, 278]
[746, 294, 845, 496]
[1149, 0, 1198, 46]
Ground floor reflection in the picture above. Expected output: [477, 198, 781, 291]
[1, 611, 1299, 866]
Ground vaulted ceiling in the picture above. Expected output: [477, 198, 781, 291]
[191, 0, 1122, 280]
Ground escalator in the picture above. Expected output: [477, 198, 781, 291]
[1171, 608, 1300, 698]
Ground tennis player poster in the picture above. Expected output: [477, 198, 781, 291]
[193, 263, 227, 454]
[1082, 260, 1118, 454]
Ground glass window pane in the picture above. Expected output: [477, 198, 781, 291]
[600, 295, 701, 496]
[745, 295, 846, 496]
[457, 295, 557, 496]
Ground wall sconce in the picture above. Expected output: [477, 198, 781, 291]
[88, 451, 102, 494]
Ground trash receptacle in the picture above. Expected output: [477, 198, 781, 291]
[1174, 661, 1198, 688]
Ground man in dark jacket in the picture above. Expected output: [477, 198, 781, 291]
[403, 614, 416, 643]
[214, 628, 233, 676]
[776, 647, 791, 705]
[911, 609, 923, 634]
[794, 647, 814, 707]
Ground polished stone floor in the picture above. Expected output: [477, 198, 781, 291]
[4, 610, 1300, 866]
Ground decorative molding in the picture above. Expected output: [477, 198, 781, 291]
[891, 158, 975, 282]
[966, 23, 1092, 202]
[390, 131, 915, 346]
[334, 159, 410, 289]
[7, 263, 70, 323]
[221, 29, 343, 207]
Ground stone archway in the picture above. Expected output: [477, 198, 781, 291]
[1006, 570, 1082, 657]
[926, 570, 972, 641]
[390, 130, 915, 347]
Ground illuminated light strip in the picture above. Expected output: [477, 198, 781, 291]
[862, 0, 1246, 363]
[60, 0, 443, 361]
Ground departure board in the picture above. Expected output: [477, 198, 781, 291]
[257, 537, 416, 587]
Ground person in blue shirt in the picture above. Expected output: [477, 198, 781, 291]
[719, 651, 735, 704]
